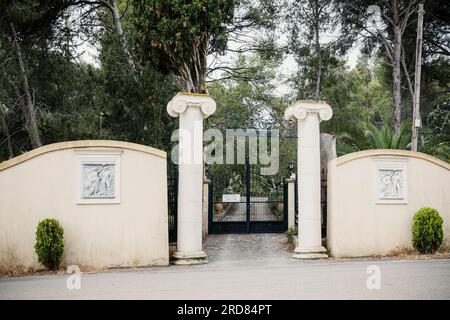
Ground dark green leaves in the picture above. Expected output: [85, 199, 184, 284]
[412, 207, 444, 254]
[34, 218, 64, 270]
[133, 0, 234, 84]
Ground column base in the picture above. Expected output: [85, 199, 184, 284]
[172, 251, 208, 265]
[292, 245, 328, 259]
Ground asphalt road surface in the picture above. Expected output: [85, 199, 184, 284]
[1, 234, 449, 299]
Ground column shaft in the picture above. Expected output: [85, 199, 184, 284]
[297, 114, 323, 249]
[167, 93, 216, 265]
[284, 100, 332, 259]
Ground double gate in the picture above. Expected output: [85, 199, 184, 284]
[208, 157, 288, 234]
[168, 167, 178, 243]
[169, 167, 326, 238]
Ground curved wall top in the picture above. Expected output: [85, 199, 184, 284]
[332, 149, 450, 170]
[0, 140, 167, 172]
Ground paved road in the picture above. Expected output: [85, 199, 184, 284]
[1, 234, 449, 299]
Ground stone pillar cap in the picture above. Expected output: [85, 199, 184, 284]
[167, 92, 216, 119]
[284, 100, 332, 122]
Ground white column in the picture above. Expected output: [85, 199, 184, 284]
[167, 93, 216, 265]
[287, 177, 296, 229]
[285, 100, 332, 259]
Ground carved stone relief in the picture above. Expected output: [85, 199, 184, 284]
[378, 169, 404, 199]
[82, 164, 115, 198]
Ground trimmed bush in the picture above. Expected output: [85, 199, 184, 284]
[285, 226, 298, 243]
[34, 218, 64, 270]
[412, 207, 443, 254]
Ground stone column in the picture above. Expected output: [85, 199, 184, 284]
[167, 93, 216, 265]
[284, 100, 332, 259]
[287, 177, 296, 229]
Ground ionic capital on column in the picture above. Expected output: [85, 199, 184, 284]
[167, 93, 216, 119]
[284, 100, 332, 122]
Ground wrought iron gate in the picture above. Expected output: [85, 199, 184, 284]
[208, 157, 288, 234]
[168, 167, 178, 242]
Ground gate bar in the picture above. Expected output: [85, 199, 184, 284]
[245, 156, 250, 233]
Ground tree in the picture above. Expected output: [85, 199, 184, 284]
[207, 52, 296, 187]
[285, 0, 337, 100]
[97, 19, 178, 150]
[363, 120, 411, 149]
[0, 0, 447, 164]
[0, 0, 178, 159]
[316, 55, 392, 154]
[132, 0, 279, 92]
[419, 94, 450, 161]
[0, 0, 76, 149]
[0, 103, 13, 159]
[133, 0, 235, 93]
[67, 0, 140, 81]
[337, 120, 411, 151]
[337, 0, 420, 133]
[416, 1, 449, 59]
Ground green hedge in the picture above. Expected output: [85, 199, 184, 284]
[412, 207, 443, 254]
[34, 218, 64, 270]
[285, 226, 297, 243]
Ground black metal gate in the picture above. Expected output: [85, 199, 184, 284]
[208, 157, 288, 234]
[168, 167, 178, 242]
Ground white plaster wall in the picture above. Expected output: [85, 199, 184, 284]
[0, 141, 169, 269]
[327, 150, 450, 258]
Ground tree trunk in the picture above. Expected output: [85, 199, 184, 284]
[0, 110, 13, 159]
[314, 1, 322, 100]
[180, 33, 208, 93]
[198, 33, 208, 93]
[110, 0, 139, 81]
[10, 23, 42, 149]
[391, 25, 402, 134]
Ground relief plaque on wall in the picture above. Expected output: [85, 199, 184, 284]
[373, 157, 408, 204]
[82, 164, 115, 198]
[75, 150, 122, 204]
[378, 169, 404, 200]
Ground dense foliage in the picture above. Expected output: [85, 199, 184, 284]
[34, 218, 65, 270]
[0, 0, 448, 164]
[133, 0, 234, 93]
[412, 207, 443, 254]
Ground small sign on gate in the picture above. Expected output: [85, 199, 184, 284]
[222, 194, 241, 202]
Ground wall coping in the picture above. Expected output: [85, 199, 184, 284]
[333, 149, 450, 170]
[0, 140, 167, 172]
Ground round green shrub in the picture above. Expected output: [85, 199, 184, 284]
[34, 218, 64, 270]
[412, 207, 443, 254]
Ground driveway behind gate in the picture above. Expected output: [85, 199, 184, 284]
[204, 234, 293, 265]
